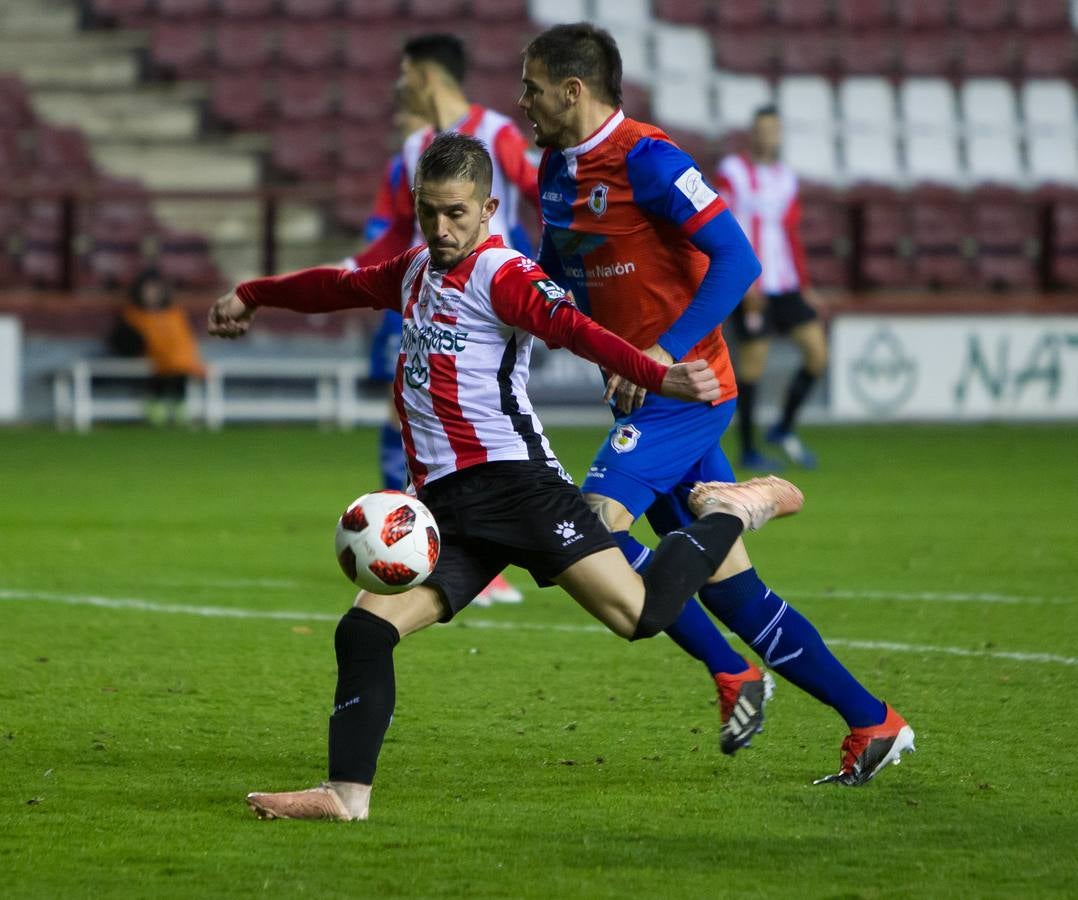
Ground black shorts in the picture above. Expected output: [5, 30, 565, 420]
[729, 290, 818, 340]
[417, 460, 616, 621]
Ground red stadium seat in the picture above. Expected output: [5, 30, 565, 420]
[280, 0, 341, 17]
[405, 0, 469, 19]
[1018, 33, 1076, 79]
[87, 180, 154, 288]
[799, 183, 851, 288]
[33, 126, 96, 185]
[956, 31, 1017, 79]
[653, 0, 712, 26]
[468, 71, 525, 115]
[342, 24, 401, 71]
[157, 230, 221, 288]
[909, 185, 971, 288]
[213, 21, 276, 69]
[270, 121, 336, 179]
[339, 71, 395, 120]
[856, 186, 912, 288]
[775, 0, 832, 27]
[712, 27, 777, 75]
[341, 0, 402, 18]
[0, 130, 29, 181]
[836, 30, 898, 77]
[897, 30, 954, 77]
[1015, 0, 1072, 30]
[1049, 189, 1078, 287]
[971, 186, 1040, 290]
[90, 0, 150, 23]
[219, 0, 277, 17]
[338, 122, 394, 174]
[0, 76, 36, 129]
[21, 200, 66, 287]
[471, 0, 528, 21]
[779, 29, 836, 75]
[335, 169, 384, 230]
[210, 71, 271, 128]
[157, 0, 215, 17]
[954, 0, 1012, 30]
[715, 0, 770, 27]
[835, 0, 894, 29]
[278, 20, 340, 68]
[619, 80, 652, 121]
[276, 71, 337, 120]
[894, 0, 951, 29]
[150, 22, 211, 76]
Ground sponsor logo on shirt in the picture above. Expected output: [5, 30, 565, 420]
[588, 183, 609, 216]
[542, 190, 563, 203]
[611, 424, 641, 453]
[532, 278, 567, 303]
[403, 355, 430, 389]
[674, 167, 719, 213]
[563, 261, 637, 280]
[418, 286, 460, 314]
[401, 322, 469, 354]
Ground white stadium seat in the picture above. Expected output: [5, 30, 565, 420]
[1022, 80, 1078, 185]
[900, 78, 962, 184]
[714, 73, 772, 131]
[527, 0, 588, 26]
[653, 22, 714, 77]
[593, 0, 651, 28]
[778, 76, 838, 182]
[961, 79, 1023, 183]
[652, 75, 717, 135]
[603, 25, 652, 84]
[839, 77, 901, 183]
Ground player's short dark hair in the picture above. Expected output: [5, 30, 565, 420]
[525, 23, 623, 107]
[402, 33, 468, 84]
[416, 132, 493, 199]
[754, 104, 780, 122]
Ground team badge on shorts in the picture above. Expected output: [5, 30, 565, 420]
[611, 423, 641, 453]
[588, 183, 609, 216]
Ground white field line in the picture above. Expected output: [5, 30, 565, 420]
[2, 588, 1076, 668]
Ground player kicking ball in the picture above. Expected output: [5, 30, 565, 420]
[208, 133, 804, 820]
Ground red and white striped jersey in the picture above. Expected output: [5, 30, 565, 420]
[715, 154, 810, 294]
[236, 236, 667, 490]
[352, 104, 540, 268]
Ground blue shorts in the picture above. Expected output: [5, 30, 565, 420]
[581, 396, 737, 534]
[368, 309, 402, 384]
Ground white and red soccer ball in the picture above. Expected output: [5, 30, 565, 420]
[335, 491, 440, 594]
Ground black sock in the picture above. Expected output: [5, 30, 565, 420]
[633, 512, 744, 640]
[327, 607, 400, 784]
[779, 367, 817, 434]
[737, 382, 758, 455]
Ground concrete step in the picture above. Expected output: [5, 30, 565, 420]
[152, 198, 324, 245]
[0, 0, 80, 37]
[93, 142, 262, 190]
[33, 88, 202, 141]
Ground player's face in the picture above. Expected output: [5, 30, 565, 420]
[519, 56, 573, 149]
[397, 57, 428, 116]
[414, 177, 498, 269]
[752, 114, 782, 161]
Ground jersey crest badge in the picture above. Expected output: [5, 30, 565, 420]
[588, 183, 609, 216]
[611, 424, 641, 453]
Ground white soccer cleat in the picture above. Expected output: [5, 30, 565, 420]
[687, 475, 804, 531]
[246, 783, 360, 821]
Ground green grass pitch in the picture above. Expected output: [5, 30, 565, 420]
[1, 423, 1076, 899]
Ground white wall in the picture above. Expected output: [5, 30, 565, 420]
[0, 316, 22, 421]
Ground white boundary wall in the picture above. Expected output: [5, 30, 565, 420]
[0, 316, 22, 421]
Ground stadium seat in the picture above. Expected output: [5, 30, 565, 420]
[956, 31, 1017, 79]
[0, 76, 36, 129]
[798, 183, 851, 287]
[271, 121, 336, 179]
[158, 229, 221, 288]
[528, 0, 588, 27]
[712, 27, 776, 76]
[603, 25, 650, 83]
[855, 185, 912, 287]
[778, 77, 838, 182]
[900, 79, 962, 185]
[280, 0, 341, 17]
[619, 80, 652, 121]
[836, 29, 898, 77]
[970, 186, 1040, 289]
[210, 71, 271, 129]
[1017, 32, 1076, 79]
[0, 130, 28, 180]
[1023, 80, 1078, 185]
[1049, 188, 1078, 286]
[150, 22, 211, 76]
[839, 78, 900, 184]
[469, 23, 538, 71]
[406, 0, 470, 20]
[471, 0, 529, 22]
[1016, 0, 1073, 30]
[779, 30, 837, 75]
[278, 21, 340, 69]
[961, 79, 1023, 184]
[219, 0, 277, 17]
[954, 0, 1012, 30]
[21, 200, 66, 287]
[339, 71, 395, 120]
[91, 0, 150, 24]
[277, 72, 337, 121]
[342, 24, 401, 71]
[894, 0, 951, 29]
[468, 70, 527, 116]
[909, 185, 970, 287]
[897, 31, 955, 78]
[213, 21, 276, 69]
[653, 0, 711, 26]
[157, 0, 214, 17]
[663, 127, 718, 170]
[652, 76, 717, 136]
[714, 73, 772, 132]
[835, 0, 894, 29]
[775, 0, 832, 27]
[715, 0, 769, 27]
[335, 169, 384, 230]
[32, 126, 96, 187]
[338, 123, 394, 174]
[653, 22, 715, 78]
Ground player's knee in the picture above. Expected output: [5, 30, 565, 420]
[582, 493, 634, 532]
[335, 607, 400, 665]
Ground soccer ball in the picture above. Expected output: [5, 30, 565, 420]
[335, 491, 440, 594]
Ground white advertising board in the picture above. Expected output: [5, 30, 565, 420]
[0, 316, 21, 421]
[831, 315, 1078, 421]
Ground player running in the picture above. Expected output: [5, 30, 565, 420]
[209, 133, 804, 820]
[520, 23, 913, 785]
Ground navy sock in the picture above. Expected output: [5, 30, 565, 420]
[378, 422, 407, 491]
[611, 530, 748, 676]
[779, 367, 817, 434]
[699, 569, 887, 728]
